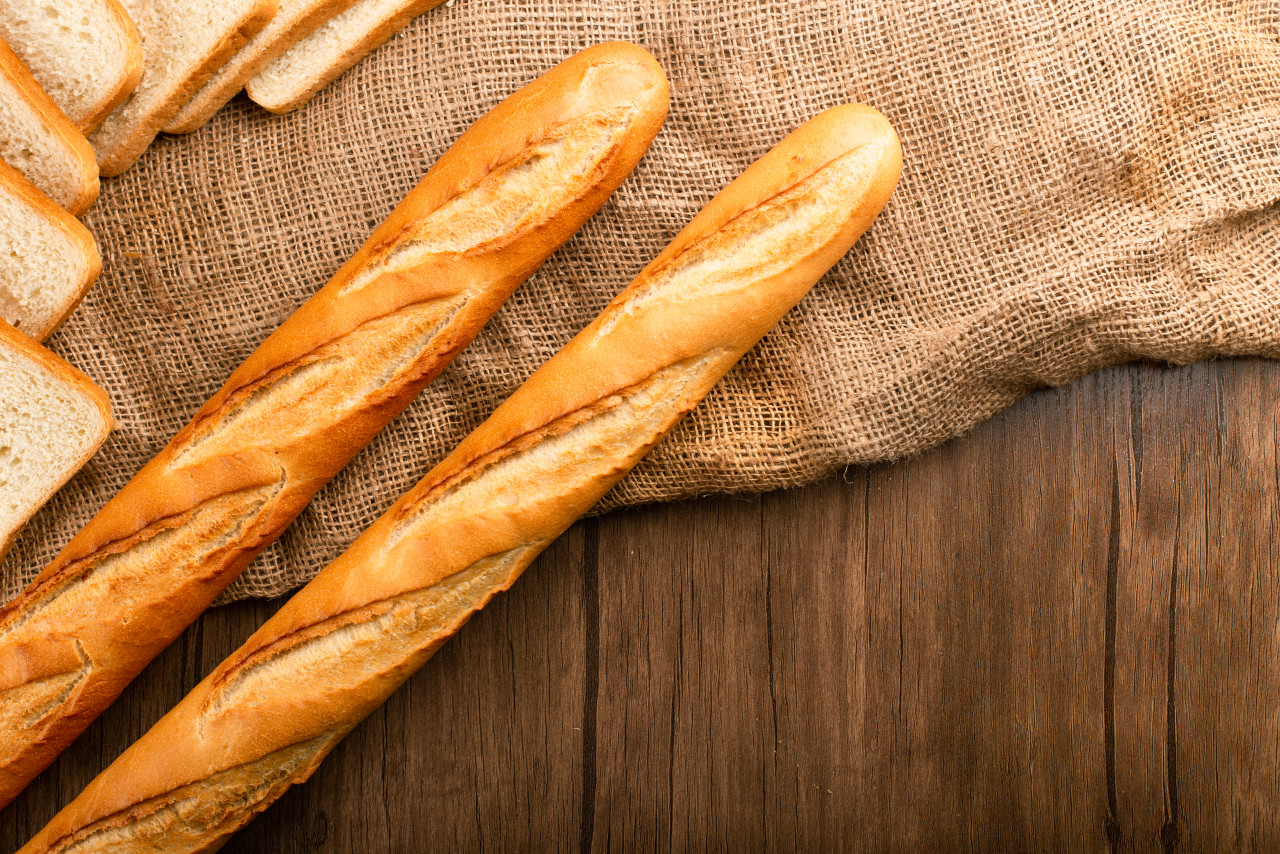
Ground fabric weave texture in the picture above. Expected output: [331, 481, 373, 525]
[6, 0, 1280, 601]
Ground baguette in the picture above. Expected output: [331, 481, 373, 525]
[0, 157, 101, 341]
[0, 39, 98, 215]
[0, 41, 669, 809]
[245, 0, 448, 115]
[20, 104, 902, 854]
[89, 0, 280, 176]
[165, 0, 363, 134]
[0, 0, 144, 134]
[0, 318, 113, 563]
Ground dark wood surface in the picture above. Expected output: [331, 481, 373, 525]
[4, 358, 1279, 852]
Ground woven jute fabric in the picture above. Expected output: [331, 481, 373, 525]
[6, 0, 1280, 601]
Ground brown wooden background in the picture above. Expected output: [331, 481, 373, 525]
[4, 357, 1279, 852]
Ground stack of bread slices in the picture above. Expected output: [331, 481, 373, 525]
[0, 0, 451, 181]
[0, 0, 449, 565]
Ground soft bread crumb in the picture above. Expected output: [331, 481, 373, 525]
[0, 64, 90, 210]
[248, 0, 446, 112]
[0, 0, 138, 131]
[0, 177, 91, 339]
[166, 0, 364, 133]
[0, 338, 109, 552]
[92, 0, 276, 175]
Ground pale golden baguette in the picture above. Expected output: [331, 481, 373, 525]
[20, 104, 902, 854]
[0, 41, 668, 809]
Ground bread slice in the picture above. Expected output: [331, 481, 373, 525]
[0, 0, 143, 134]
[246, 0, 446, 114]
[0, 317, 112, 562]
[166, 0, 360, 134]
[0, 40, 98, 216]
[0, 159, 101, 341]
[90, 0, 280, 177]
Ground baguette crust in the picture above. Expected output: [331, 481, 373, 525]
[0, 318, 113, 560]
[20, 105, 901, 854]
[0, 158, 101, 340]
[91, 0, 280, 177]
[246, 0, 448, 115]
[0, 40, 99, 215]
[0, 42, 668, 811]
[76, 0, 145, 134]
[165, 0, 363, 134]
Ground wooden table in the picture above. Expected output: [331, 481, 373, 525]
[4, 358, 1278, 852]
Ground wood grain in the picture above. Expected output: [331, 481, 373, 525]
[3, 358, 1279, 852]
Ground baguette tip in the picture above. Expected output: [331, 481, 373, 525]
[802, 103, 903, 181]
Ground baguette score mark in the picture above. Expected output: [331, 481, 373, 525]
[201, 355, 721, 742]
[395, 354, 723, 545]
[44, 735, 337, 854]
[595, 143, 883, 340]
[340, 107, 638, 297]
[172, 106, 641, 471]
[200, 546, 533, 730]
[0, 479, 286, 647]
[0, 480, 284, 764]
[172, 294, 470, 469]
[0, 640, 89, 736]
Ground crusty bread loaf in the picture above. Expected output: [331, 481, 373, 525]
[0, 319, 112, 563]
[0, 159, 101, 341]
[90, 0, 280, 176]
[165, 0, 362, 134]
[19, 104, 902, 854]
[0, 0, 143, 133]
[0, 42, 668, 811]
[0, 39, 98, 215]
[246, 0, 447, 114]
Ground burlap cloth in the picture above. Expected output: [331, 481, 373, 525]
[5, 0, 1280, 601]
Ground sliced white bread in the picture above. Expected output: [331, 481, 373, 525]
[0, 317, 113, 562]
[91, 0, 280, 177]
[166, 0, 361, 134]
[246, 0, 447, 114]
[0, 159, 101, 342]
[0, 40, 98, 216]
[0, 0, 143, 134]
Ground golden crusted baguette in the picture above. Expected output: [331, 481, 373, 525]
[20, 104, 902, 854]
[0, 41, 669, 809]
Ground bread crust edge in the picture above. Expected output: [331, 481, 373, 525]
[95, 0, 282, 177]
[0, 158, 101, 341]
[246, 0, 449, 114]
[73, 0, 146, 135]
[0, 40, 99, 215]
[0, 317, 113, 562]
[165, 0, 362, 134]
